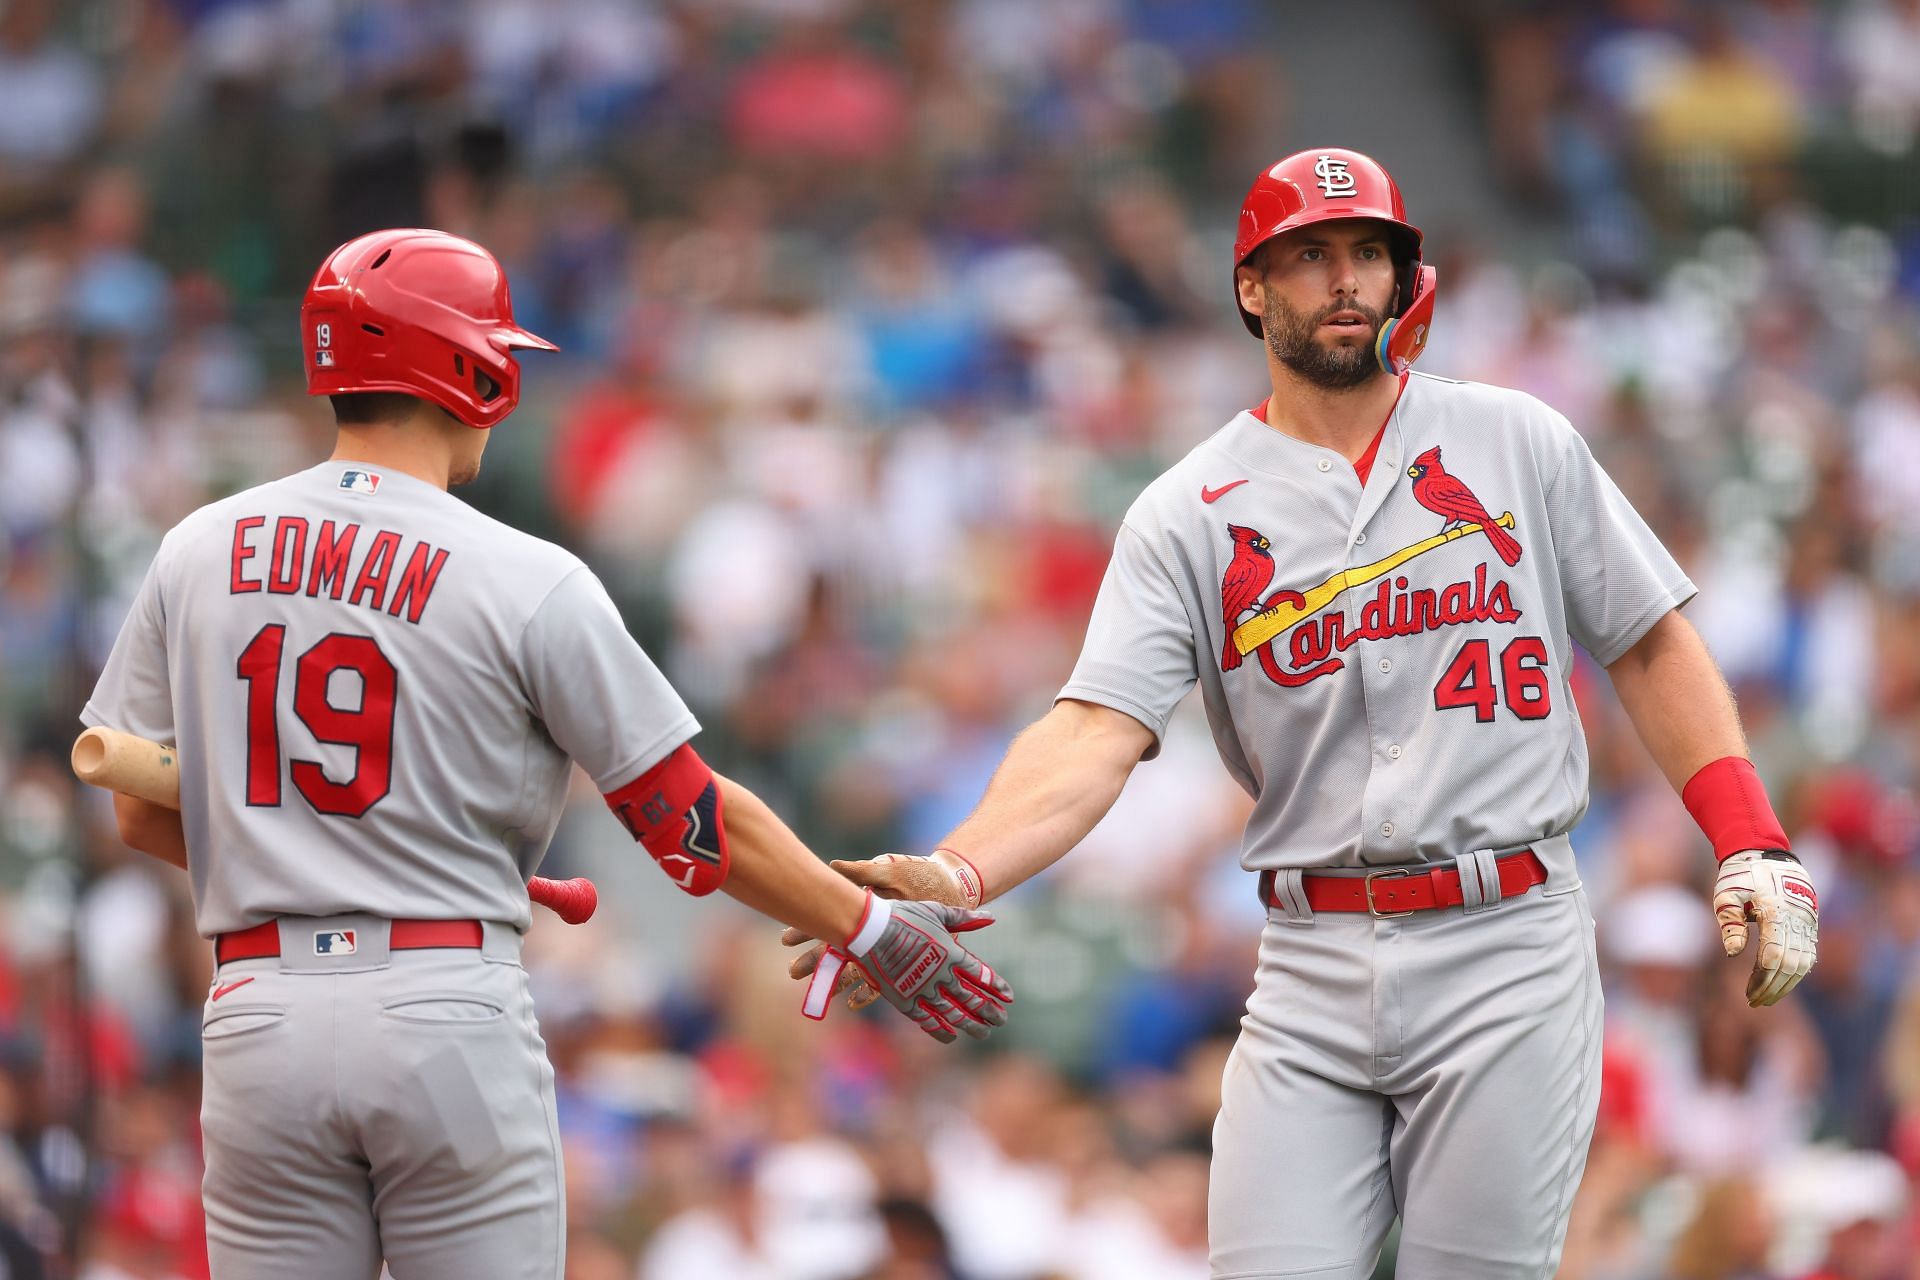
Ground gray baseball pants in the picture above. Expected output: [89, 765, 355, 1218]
[1209, 873, 1603, 1278]
[198, 916, 564, 1279]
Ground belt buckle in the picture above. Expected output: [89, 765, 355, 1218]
[1364, 867, 1414, 918]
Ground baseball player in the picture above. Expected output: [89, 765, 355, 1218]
[791, 149, 1818, 1278]
[81, 229, 1011, 1280]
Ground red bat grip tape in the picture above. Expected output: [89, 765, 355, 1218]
[529, 876, 598, 924]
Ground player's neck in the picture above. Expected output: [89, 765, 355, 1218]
[1260, 364, 1403, 463]
[329, 424, 456, 491]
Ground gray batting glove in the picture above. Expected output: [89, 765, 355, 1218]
[1713, 850, 1819, 1007]
[785, 850, 985, 1013]
[797, 893, 1012, 1042]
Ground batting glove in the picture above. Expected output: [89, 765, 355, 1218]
[1713, 850, 1818, 1007]
[831, 848, 984, 908]
[785, 850, 985, 1013]
[797, 893, 1012, 1043]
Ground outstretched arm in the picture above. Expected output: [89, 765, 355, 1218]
[712, 773, 869, 944]
[940, 698, 1157, 902]
[831, 698, 1155, 908]
[609, 751, 1012, 1041]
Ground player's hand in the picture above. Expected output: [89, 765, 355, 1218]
[783, 850, 986, 1012]
[829, 849, 983, 908]
[1712, 850, 1818, 1007]
[792, 896, 1011, 1041]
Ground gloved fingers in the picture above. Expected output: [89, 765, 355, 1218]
[1745, 906, 1796, 1006]
[1759, 917, 1818, 1007]
[924, 902, 996, 934]
[927, 987, 995, 1041]
[780, 925, 819, 948]
[955, 952, 1014, 1005]
[829, 856, 971, 907]
[943, 972, 1009, 1029]
[828, 854, 923, 901]
[1752, 903, 1787, 973]
[1713, 890, 1753, 956]
[1748, 953, 1796, 1007]
[906, 996, 958, 1044]
[846, 982, 884, 1012]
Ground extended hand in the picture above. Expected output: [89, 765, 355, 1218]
[785, 851, 984, 1012]
[1713, 850, 1818, 1007]
[830, 849, 982, 908]
[795, 895, 1011, 1043]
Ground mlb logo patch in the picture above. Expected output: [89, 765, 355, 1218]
[338, 469, 382, 496]
[314, 930, 357, 956]
[315, 350, 335, 367]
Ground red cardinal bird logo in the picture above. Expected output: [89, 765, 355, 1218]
[1406, 446, 1521, 567]
[1220, 524, 1275, 670]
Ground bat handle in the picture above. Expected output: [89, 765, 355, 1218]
[528, 875, 598, 925]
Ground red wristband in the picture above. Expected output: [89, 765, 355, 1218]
[1681, 756, 1790, 862]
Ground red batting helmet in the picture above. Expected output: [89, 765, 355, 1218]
[1233, 148, 1437, 375]
[301, 228, 557, 429]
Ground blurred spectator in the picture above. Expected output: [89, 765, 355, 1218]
[0, 0, 101, 178]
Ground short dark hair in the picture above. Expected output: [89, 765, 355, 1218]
[329, 392, 425, 425]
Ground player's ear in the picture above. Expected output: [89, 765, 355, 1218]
[1234, 261, 1266, 321]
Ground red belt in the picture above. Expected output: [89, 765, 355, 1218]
[215, 918, 484, 964]
[1258, 850, 1548, 918]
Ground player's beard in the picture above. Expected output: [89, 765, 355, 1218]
[1263, 294, 1386, 391]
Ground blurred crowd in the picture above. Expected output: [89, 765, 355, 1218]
[2, 0, 1919, 1276]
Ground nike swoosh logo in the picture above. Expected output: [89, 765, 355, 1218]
[1202, 480, 1249, 504]
[210, 977, 255, 1002]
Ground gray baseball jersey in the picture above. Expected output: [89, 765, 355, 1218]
[1061, 371, 1695, 878]
[83, 460, 698, 934]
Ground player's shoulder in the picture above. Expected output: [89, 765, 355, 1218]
[449, 501, 587, 585]
[1121, 412, 1258, 531]
[153, 473, 305, 561]
[1405, 371, 1580, 443]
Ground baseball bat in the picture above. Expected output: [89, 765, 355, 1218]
[71, 727, 597, 924]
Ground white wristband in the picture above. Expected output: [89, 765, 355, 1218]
[845, 893, 894, 958]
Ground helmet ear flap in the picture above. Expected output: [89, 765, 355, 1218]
[1376, 266, 1437, 376]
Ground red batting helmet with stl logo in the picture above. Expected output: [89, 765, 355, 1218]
[1233, 148, 1437, 375]
[301, 228, 558, 429]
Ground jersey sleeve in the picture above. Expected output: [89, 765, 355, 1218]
[520, 567, 700, 791]
[80, 557, 176, 743]
[1056, 522, 1200, 757]
[1544, 419, 1697, 665]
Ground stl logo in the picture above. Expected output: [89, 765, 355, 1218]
[1314, 155, 1356, 198]
[314, 930, 357, 955]
[339, 469, 382, 496]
